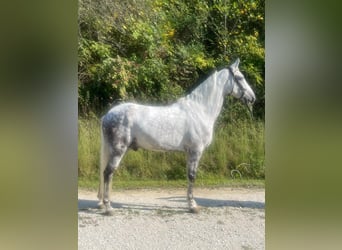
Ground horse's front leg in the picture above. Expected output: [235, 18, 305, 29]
[186, 150, 202, 213]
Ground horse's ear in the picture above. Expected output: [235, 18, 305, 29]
[232, 58, 240, 68]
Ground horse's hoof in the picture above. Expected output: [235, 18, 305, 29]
[97, 202, 105, 209]
[189, 206, 200, 214]
[104, 209, 115, 216]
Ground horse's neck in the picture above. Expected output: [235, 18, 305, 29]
[184, 71, 226, 122]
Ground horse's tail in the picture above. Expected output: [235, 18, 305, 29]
[97, 117, 109, 202]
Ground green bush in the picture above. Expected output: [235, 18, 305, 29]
[78, 0, 264, 119]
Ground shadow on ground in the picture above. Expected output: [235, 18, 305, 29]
[78, 198, 187, 215]
[78, 195, 264, 215]
[158, 196, 264, 209]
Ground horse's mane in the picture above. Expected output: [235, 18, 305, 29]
[182, 65, 230, 119]
[185, 65, 228, 95]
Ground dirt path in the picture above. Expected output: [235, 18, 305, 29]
[78, 187, 265, 249]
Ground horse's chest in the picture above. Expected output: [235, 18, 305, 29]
[186, 121, 213, 148]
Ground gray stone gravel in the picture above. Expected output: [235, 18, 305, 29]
[78, 188, 264, 250]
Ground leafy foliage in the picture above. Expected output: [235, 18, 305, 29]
[78, 0, 264, 119]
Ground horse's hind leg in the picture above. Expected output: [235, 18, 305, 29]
[102, 147, 126, 215]
[97, 132, 110, 209]
[100, 111, 131, 214]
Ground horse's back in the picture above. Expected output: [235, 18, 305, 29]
[102, 101, 212, 151]
[105, 102, 189, 151]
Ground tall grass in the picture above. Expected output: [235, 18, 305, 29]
[78, 115, 264, 182]
[201, 120, 265, 179]
[78, 114, 101, 178]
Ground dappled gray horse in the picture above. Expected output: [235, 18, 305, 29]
[98, 58, 256, 214]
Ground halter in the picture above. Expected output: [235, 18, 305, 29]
[228, 66, 247, 100]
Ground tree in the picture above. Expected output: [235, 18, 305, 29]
[78, 0, 264, 120]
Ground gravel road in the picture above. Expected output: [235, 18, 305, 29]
[78, 187, 265, 250]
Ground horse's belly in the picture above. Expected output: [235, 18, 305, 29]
[132, 123, 186, 151]
[129, 104, 189, 151]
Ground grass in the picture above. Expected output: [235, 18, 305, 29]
[78, 114, 265, 187]
[78, 113, 101, 178]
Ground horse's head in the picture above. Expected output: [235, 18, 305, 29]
[227, 58, 256, 114]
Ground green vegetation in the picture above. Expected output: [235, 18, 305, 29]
[78, 0, 265, 186]
[78, 0, 264, 118]
[78, 115, 264, 182]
